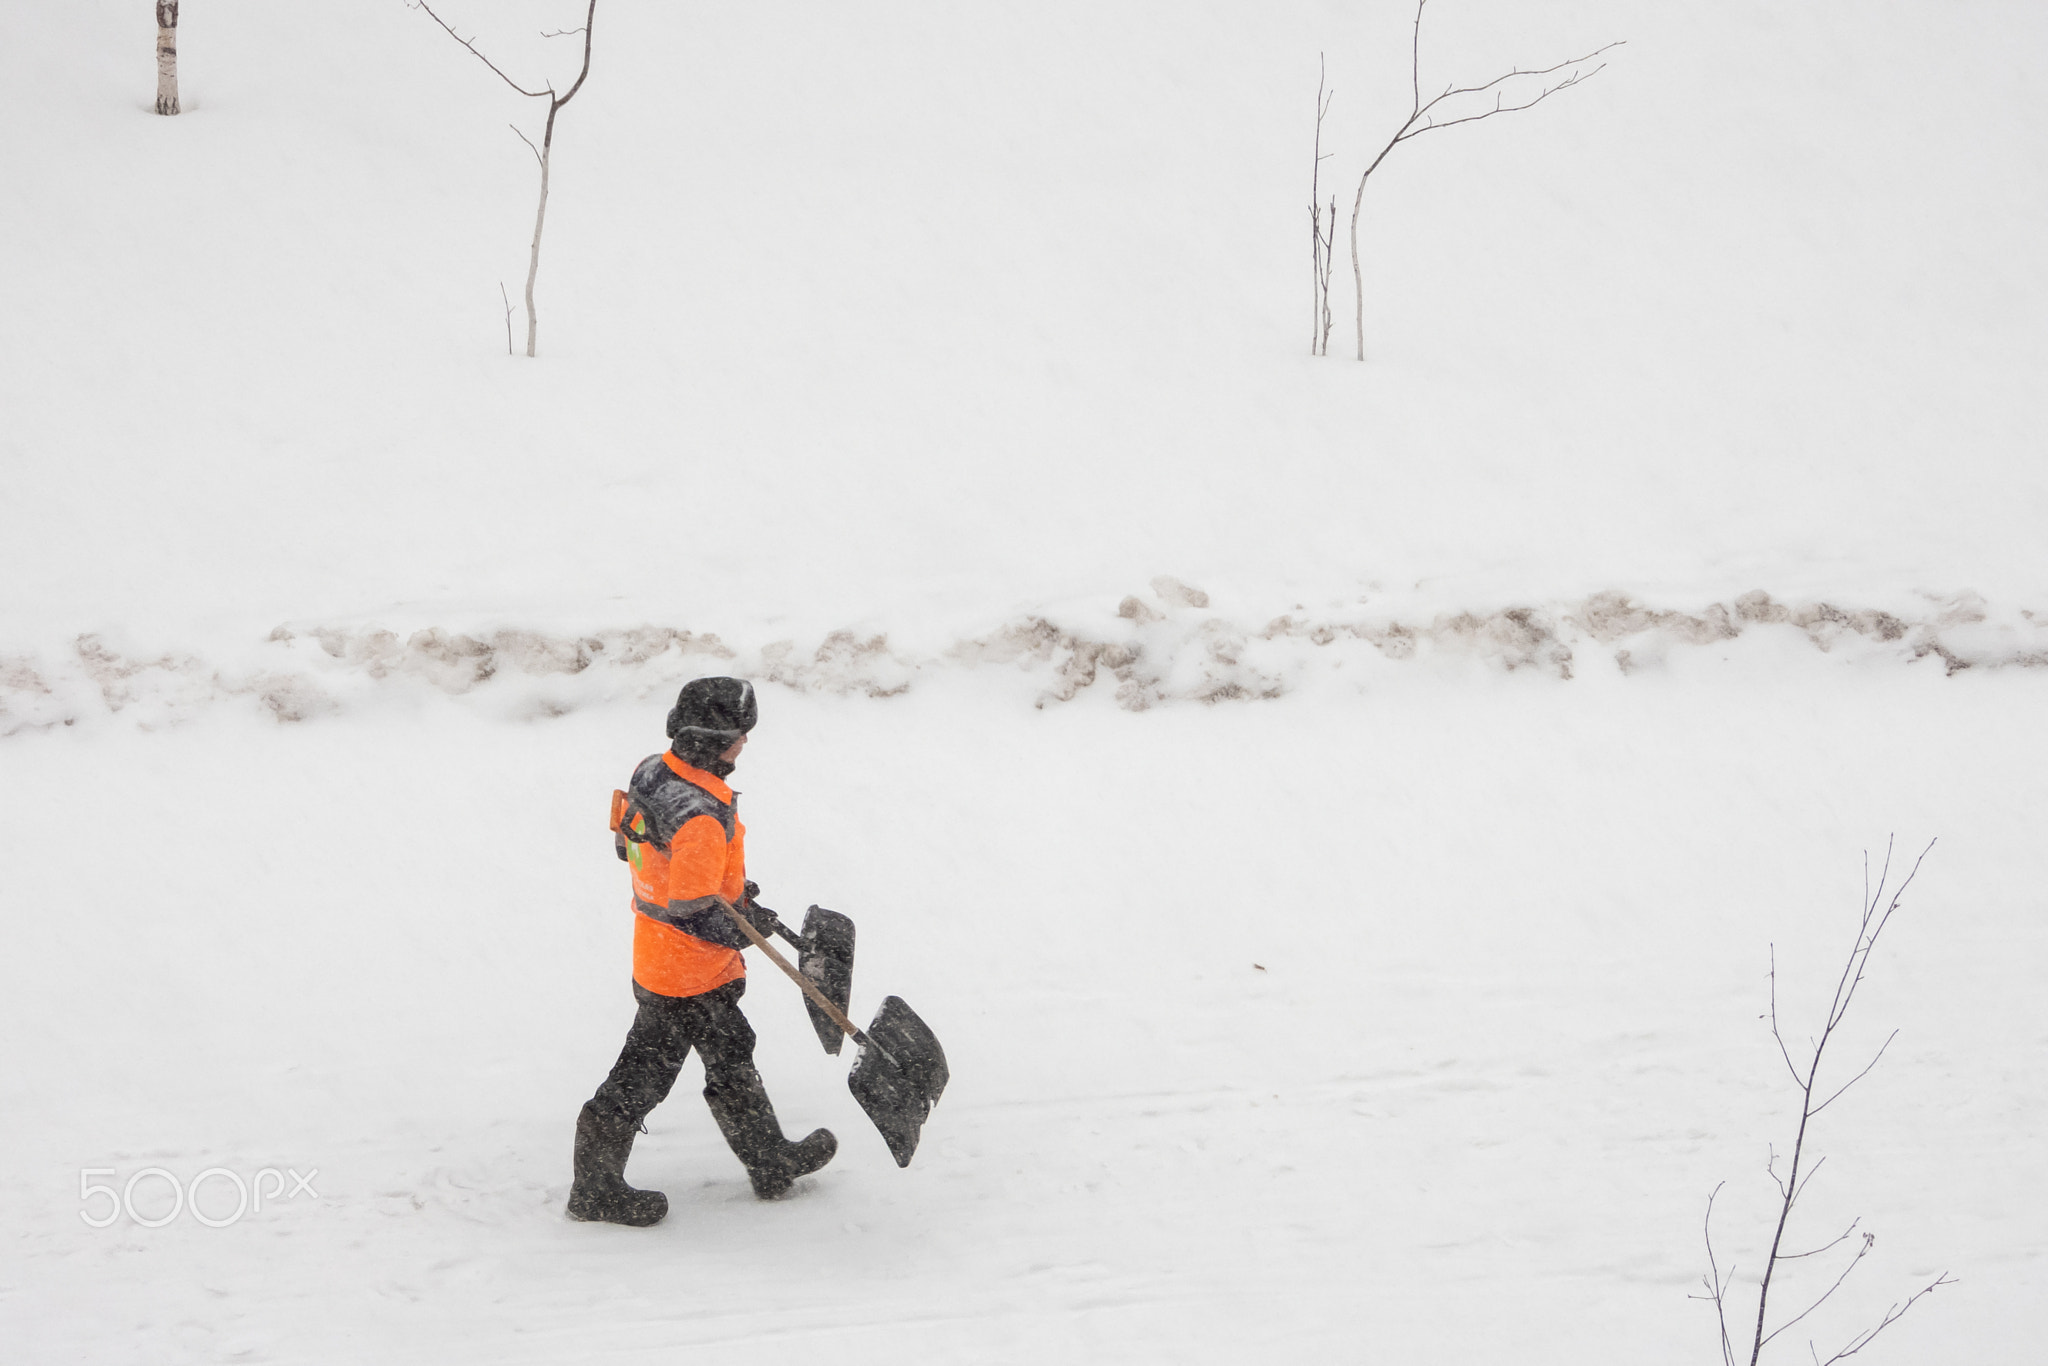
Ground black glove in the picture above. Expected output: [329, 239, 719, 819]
[739, 882, 783, 939]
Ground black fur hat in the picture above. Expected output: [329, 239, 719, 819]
[666, 677, 758, 770]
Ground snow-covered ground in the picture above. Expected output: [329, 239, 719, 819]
[9, 674, 2046, 1363]
[4, 2, 2046, 1362]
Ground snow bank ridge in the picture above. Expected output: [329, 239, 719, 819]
[4, 586, 2042, 734]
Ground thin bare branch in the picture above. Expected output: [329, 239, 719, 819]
[510, 123, 542, 168]
[1871, 837, 1896, 916]
[1811, 1031, 1899, 1116]
[1827, 839, 1933, 1032]
[1402, 63, 1612, 142]
[553, 0, 600, 111]
[1890, 839, 1935, 903]
[1817, 1272, 1956, 1363]
[1787, 1155, 1827, 1212]
[408, 0, 548, 98]
[1762, 1233, 1873, 1348]
[541, 27, 587, 38]
[1411, 0, 1425, 115]
[1782, 1217, 1862, 1260]
[1413, 40, 1624, 118]
[1696, 1182, 1738, 1366]
[1770, 945, 1808, 1088]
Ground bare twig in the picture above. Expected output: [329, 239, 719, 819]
[407, 0, 549, 99]
[1407, 44, 1621, 126]
[1692, 1181, 1738, 1366]
[1345, 0, 1622, 360]
[1817, 1272, 1957, 1364]
[1770, 946, 1807, 1087]
[1787, 1155, 1826, 1213]
[1761, 1233, 1873, 1349]
[510, 123, 543, 168]
[1781, 1217, 1861, 1261]
[1811, 1031, 1898, 1116]
[499, 281, 515, 355]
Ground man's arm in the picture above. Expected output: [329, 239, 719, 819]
[650, 815, 751, 949]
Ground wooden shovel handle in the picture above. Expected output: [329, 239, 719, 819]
[715, 896, 870, 1049]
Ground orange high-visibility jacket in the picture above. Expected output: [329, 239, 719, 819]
[619, 751, 749, 998]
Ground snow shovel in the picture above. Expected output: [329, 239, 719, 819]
[715, 897, 949, 1167]
[763, 905, 856, 1057]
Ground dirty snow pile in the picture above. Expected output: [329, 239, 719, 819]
[8, 584, 2048, 736]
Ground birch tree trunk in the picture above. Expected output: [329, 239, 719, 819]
[155, 1, 180, 116]
[523, 144, 551, 358]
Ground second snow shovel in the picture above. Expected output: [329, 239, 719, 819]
[784, 905, 856, 1056]
[715, 897, 949, 1167]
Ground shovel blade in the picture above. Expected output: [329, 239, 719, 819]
[847, 995, 950, 1168]
[797, 905, 856, 1056]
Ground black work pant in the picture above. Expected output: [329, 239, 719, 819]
[587, 978, 762, 1131]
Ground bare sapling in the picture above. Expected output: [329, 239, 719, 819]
[1695, 838, 1955, 1366]
[1346, 0, 1619, 360]
[1317, 191, 1337, 356]
[155, 1, 180, 116]
[1309, 55, 1336, 357]
[410, 0, 599, 358]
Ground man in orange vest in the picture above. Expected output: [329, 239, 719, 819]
[568, 677, 837, 1226]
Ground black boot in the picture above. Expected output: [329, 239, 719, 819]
[567, 1102, 669, 1226]
[705, 1068, 838, 1200]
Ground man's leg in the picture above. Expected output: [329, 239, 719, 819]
[690, 980, 838, 1199]
[589, 986, 697, 1130]
[569, 989, 691, 1226]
